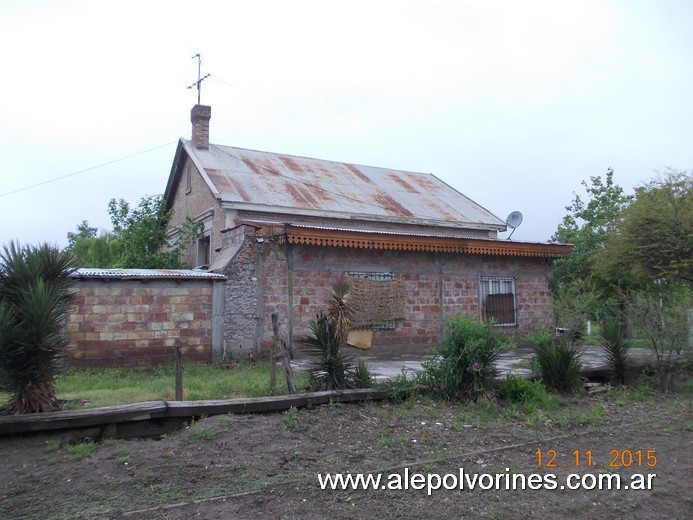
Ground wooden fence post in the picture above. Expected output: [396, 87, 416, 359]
[270, 313, 278, 393]
[175, 345, 183, 401]
[271, 312, 297, 394]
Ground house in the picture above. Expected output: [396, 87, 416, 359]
[164, 105, 572, 359]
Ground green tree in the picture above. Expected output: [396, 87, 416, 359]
[69, 233, 123, 268]
[66, 195, 202, 269]
[107, 195, 181, 268]
[0, 242, 75, 414]
[551, 169, 633, 321]
[66, 219, 97, 249]
[600, 170, 692, 285]
[109, 195, 203, 268]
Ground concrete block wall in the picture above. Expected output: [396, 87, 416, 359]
[67, 278, 224, 368]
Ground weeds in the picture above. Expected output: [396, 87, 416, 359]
[380, 368, 420, 402]
[190, 427, 216, 442]
[497, 375, 554, 408]
[285, 406, 299, 429]
[65, 441, 99, 461]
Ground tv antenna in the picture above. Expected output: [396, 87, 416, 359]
[505, 211, 523, 240]
[187, 53, 210, 105]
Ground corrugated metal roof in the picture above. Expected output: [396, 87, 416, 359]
[182, 140, 506, 231]
[71, 268, 226, 280]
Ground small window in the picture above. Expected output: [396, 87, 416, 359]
[185, 165, 192, 194]
[346, 271, 396, 330]
[197, 235, 211, 266]
[479, 276, 516, 326]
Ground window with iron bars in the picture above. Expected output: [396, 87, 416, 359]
[346, 271, 396, 330]
[479, 276, 517, 326]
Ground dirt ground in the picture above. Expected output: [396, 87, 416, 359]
[1, 386, 691, 520]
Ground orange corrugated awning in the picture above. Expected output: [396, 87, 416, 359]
[267, 225, 573, 258]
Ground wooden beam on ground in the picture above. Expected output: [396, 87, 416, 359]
[0, 401, 167, 435]
[0, 389, 393, 437]
[163, 388, 390, 416]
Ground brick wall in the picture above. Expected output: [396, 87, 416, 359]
[66, 276, 224, 368]
[251, 238, 555, 354]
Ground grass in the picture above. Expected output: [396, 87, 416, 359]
[1, 362, 309, 409]
[4, 360, 368, 408]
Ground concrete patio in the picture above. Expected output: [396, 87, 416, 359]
[291, 345, 681, 383]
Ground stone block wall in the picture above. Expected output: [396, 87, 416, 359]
[219, 226, 263, 359]
[66, 276, 225, 368]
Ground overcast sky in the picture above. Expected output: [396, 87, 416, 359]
[1, 0, 691, 248]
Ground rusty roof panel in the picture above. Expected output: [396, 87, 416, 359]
[183, 140, 506, 228]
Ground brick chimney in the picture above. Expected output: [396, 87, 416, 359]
[191, 104, 211, 150]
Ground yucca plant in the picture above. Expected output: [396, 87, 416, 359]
[599, 321, 631, 385]
[353, 357, 374, 388]
[301, 311, 357, 391]
[325, 276, 353, 345]
[526, 328, 583, 394]
[0, 242, 75, 414]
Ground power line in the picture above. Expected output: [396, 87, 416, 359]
[0, 141, 178, 199]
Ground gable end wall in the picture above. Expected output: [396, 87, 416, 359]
[167, 156, 225, 267]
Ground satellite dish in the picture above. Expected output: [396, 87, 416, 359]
[506, 211, 523, 229]
[505, 211, 523, 240]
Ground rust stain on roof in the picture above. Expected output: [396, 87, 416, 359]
[389, 172, 419, 193]
[345, 163, 374, 184]
[278, 155, 303, 174]
[207, 168, 251, 202]
[284, 181, 319, 208]
[372, 192, 414, 217]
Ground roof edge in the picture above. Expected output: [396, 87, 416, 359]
[70, 268, 227, 281]
[222, 202, 507, 232]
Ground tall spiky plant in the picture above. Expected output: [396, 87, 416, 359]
[0, 242, 75, 414]
[600, 321, 631, 385]
[301, 311, 357, 391]
[325, 276, 353, 345]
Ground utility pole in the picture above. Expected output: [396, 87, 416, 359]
[188, 53, 210, 105]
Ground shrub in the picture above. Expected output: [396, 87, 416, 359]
[627, 287, 691, 392]
[599, 321, 631, 385]
[526, 329, 583, 394]
[419, 314, 512, 401]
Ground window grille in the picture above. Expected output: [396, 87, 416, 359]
[479, 276, 517, 326]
